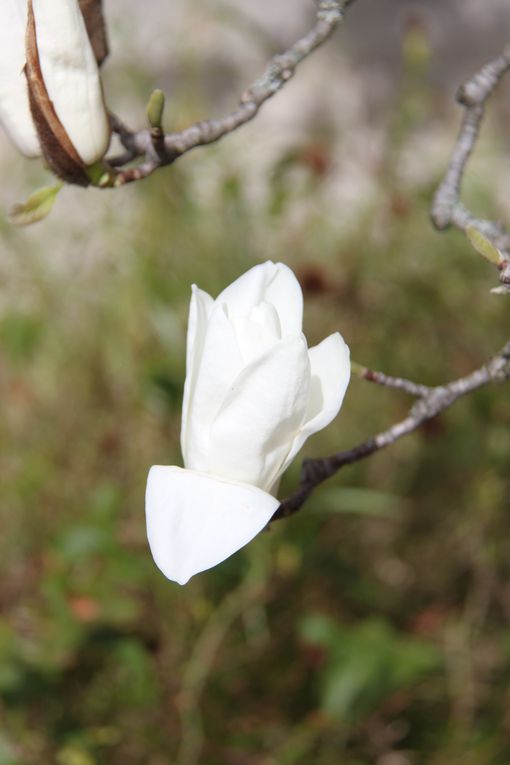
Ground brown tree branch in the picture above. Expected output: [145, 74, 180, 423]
[274, 40, 510, 520]
[355, 364, 432, 398]
[107, 12, 510, 522]
[107, 0, 355, 185]
[274, 340, 510, 520]
[431, 42, 510, 291]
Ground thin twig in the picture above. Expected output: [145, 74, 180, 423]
[276, 40, 510, 519]
[108, 0, 355, 185]
[355, 364, 431, 397]
[274, 340, 510, 520]
[431, 42, 510, 290]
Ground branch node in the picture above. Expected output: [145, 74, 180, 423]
[101, 0, 353, 182]
[432, 42, 510, 289]
[277, 339, 510, 519]
[499, 261, 510, 285]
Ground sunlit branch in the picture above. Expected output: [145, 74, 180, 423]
[431, 42, 510, 292]
[275, 340, 510, 520]
[108, 0, 356, 185]
[275, 39, 510, 521]
[354, 364, 431, 398]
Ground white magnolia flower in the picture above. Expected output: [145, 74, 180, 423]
[0, 0, 41, 157]
[0, 0, 110, 185]
[146, 261, 351, 585]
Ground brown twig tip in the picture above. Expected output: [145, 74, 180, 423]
[498, 261, 510, 285]
[355, 364, 432, 397]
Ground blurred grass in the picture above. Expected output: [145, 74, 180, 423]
[0, 15, 509, 765]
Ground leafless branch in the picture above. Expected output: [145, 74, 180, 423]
[107, 12, 509, 522]
[267, 37, 510, 521]
[355, 364, 432, 398]
[431, 42, 510, 291]
[274, 340, 510, 520]
[107, 0, 354, 185]
[276, 42, 510, 520]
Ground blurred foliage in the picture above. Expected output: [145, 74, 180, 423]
[0, 11, 509, 765]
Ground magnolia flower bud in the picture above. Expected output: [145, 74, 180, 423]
[0, 0, 41, 157]
[146, 262, 351, 584]
[25, 0, 111, 185]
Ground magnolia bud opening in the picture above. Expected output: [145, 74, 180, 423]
[25, 0, 111, 186]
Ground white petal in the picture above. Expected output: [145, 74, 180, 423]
[0, 0, 40, 157]
[280, 332, 351, 474]
[263, 262, 303, 336]
[183, 302, 243, 470]
[215, 262, 303, 336]
[304, 332, 350, 431]
[230, 301, 281, 365]
[180, 286, 214, 461]
[215, 261, 277, 316]
[32, 0, 110, 165]
[206, 335, 310, 491]
[146, 466, 279, 585]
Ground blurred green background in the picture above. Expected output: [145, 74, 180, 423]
[0, 2, 509, 763]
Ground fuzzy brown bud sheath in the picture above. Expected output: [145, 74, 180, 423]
[78, 0, 109, 65]
[25, 0, 111, 186]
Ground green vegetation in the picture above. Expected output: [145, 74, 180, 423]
[0, 28, 509, 765]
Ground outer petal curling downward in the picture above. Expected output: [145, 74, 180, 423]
[146, 466, 279, 585]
